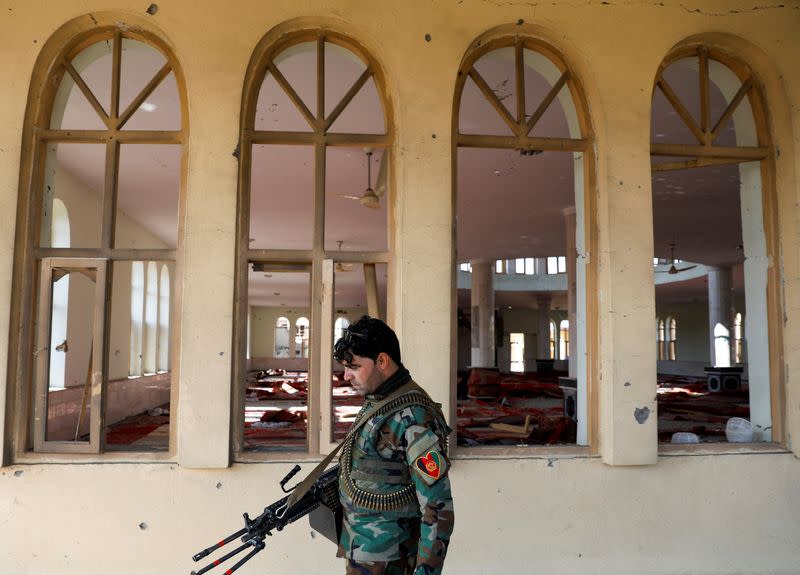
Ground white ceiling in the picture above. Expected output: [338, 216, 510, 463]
[55, 39, 751, 309]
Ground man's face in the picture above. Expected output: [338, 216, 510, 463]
[341, 353, 386, 396]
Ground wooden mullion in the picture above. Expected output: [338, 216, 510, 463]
[318, 259, 335, 453]
[247, 130, 390, 147]
[247, 130, 315, 144]
[117, 63, 171, 130]
[515, 39, 525, 129]
[35, 248, 175, 260]
[650, 143, 768, 159]
[232, 137, 251, 455]
[324, 68, 372, 132]
[247, 248, 314, 262]
[64, 60, 112, 129]
[363, 263, 379, 319]
[307, 258, 322, 455]
[268, 62, 316, 130]
[314, 141, 326, 256]
[101, 140, 120, 249]
[39, 130, 182, 144]
[320, 251, 389, 263]
[317, 36, 325, 128]
[525, 71, 569, 136]
[457, 133, 587, 152]
[699, 48, 710, 139]
[32, 259, 54, 452]
[110, 31, 122, 121]
[323, 133, 391, 146]
[711, 76, 753, 144]
[651, 156, 748, 172]
[467, 68, 520, 136]
[90, 261, 109, 454]
[656, 74, 705, 145]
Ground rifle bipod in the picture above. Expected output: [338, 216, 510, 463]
[191, 507, 282, 575]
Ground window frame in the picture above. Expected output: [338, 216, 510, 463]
[233, 29, 394, 459]
[7, 23, 187, 460]
[451, 34, 598, 454]
[651, 43, 784, 448]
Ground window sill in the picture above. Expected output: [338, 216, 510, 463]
[452, 444, 595, 460]
[658, 442, 789, 457]
[234, 451, 332, 464]
[12, 451, 175, 465]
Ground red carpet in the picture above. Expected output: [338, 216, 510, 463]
[106, 423, 162, 444]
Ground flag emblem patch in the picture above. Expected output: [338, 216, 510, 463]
[415, 450, 441, 479]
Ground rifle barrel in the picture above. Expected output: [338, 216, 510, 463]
[191, 541, 252, 575]
[192, 528, 248, 562]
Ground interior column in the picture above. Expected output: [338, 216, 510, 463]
[470, 260, 495, 368]
[564, 207, 577, 377]
[536, 294, 552, 360]
[707, 265, 733, 367]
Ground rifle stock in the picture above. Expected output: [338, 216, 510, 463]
[190, 465, 341, 575]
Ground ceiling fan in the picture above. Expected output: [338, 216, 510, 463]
[656, 243, 697, 275]
[340, 148, 387, 208]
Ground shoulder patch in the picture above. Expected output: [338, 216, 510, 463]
[413, 449, 447, 485]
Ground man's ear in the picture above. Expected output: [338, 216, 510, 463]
[376, 351, 389, 370]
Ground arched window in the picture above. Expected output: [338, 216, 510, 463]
[274, 316, 290, 358]
[47, 199, 71, 390]
[559, 319, 570, 360]
[549, 320, 557, 360]
[234, 30, 392, 454]
[454, 35, 595, 447]
[651, 43, 776, 441]
[14, 19, 186, 454]
[158, 265, 170, 372]
[334, 316, 350, 342]
[295, 317, 310, 359]
[657, 318, 666, 361]
[668, 317, 677, 361]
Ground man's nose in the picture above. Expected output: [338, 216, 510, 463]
[343, 368, 353, 381]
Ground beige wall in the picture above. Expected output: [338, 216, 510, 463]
[1, 1, 800, 573]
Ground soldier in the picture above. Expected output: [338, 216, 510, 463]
[334, 316, 455, 575]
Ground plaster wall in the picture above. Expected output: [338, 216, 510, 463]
[1, 1, 800, 574]
[1, 454, 799, 574]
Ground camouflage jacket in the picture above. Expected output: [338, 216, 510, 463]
[338, 368, 455, 574]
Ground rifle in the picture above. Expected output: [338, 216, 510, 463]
[190, 464, 341, 575]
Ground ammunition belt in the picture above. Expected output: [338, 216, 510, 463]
[340, 390, 447, 511]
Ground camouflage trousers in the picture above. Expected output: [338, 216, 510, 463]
[344, 557, 415, 575]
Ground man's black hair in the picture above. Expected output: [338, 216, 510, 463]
[333, 315, 402, 366]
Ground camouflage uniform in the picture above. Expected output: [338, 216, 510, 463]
[338, 368, 455, 575]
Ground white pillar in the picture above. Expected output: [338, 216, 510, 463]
[707, 266, 733, 367]
[536, 294, 552, 359]
[564, 207, 577, 377]
[470, 260, 495, 368]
